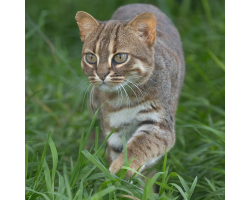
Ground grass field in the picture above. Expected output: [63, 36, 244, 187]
[25, 0, 225, 199]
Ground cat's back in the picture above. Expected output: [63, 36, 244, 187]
[112, 3, 166, 23]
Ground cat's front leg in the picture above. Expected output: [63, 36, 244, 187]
[109, 124, 175, 178]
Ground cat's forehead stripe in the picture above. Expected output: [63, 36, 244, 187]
[112, 24, 122, 54]
[109, 24, 121, 52]
[85, 23, 105, 53]
[108, 24, 121, 67]
[94, 23, 107, 54]
[92, 22, 123, 67]
[96, 22, 112, 52]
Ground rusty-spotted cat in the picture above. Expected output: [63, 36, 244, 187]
[75, 4, 185, 178]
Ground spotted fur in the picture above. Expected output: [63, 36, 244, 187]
[75, 4, 185, 178]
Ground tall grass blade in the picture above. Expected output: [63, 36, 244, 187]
[70, 156, 74, 174]
[82, 150, 116, 181]
[55, 171, 65, 200]
[89, 186, 116, 200]
[147, 172, 163, 199]
[142, 179, 148, 200]
[189, 176, 198, 199]
[64, 164, 72, 200]
[33, 131, 51, 189]
[121, 166, 175, 191]
[163, 147, 167, 172]
[201, 0, 213, 27]
[82, 108, 99, 149]
[70, 128, 85, 187]
[81, 165, 96, 181]
[159, 165, 169, 196]
[113, 192, 117, 200]
[95, 126, 99, 152]
[208, 50, 225, 71]
[170, 183, 187, 200]
[205, 177, 216, 191]
[25, 143, 29, 182]
[177, 175, 190, 194]
[122, 131, 127, 164]
[72, 180, 84, 200]
[26, 187, 51, 200]
[48, 136, 58, 199]
[77, 179, 84, 200]
[93, 128, 117, 156]
[43, 158, 53, 200]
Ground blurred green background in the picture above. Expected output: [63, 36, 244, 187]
[26, 0, 225, 199]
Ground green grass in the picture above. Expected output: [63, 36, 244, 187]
[25, 0, 225, 199]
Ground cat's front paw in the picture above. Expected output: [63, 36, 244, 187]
[109, 155, 137, 179]
[109, 156, 124, 175]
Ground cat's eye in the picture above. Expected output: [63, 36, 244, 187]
[113, 53, 128, 64]
[85, 53, 97, 64]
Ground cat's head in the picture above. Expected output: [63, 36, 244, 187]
[75, 11, 157, 92]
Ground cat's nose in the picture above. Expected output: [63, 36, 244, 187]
[98, 72, 109, 81]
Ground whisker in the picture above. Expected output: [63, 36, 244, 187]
[80, 83, 92, 111]
[131, 81, 148, 95]
[73, 75, 87, 80]
[90, 86, 95, 113]
[134, 81, 149, 96]
[125, 79, 145, 99]
[118, 85, 123, 109]
[121, 84, 130, 110]
[66, 80, 89, 94]
[125, 81, 140, 104]
[116, 86, 121, 109]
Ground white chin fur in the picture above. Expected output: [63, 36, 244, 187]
[98, 83, 119, 92]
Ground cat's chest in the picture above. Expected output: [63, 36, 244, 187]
[107, 103, 152, 128]
[107, 107, 140, 141]
[102, 101, 161, 140]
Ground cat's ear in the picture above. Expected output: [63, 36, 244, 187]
[75, 11, 99, 42]
[128, 12, 157, 46]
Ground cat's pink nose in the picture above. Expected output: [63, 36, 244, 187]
[98, 72, 109, 81]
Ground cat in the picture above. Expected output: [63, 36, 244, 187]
[75, 3, 185, 178]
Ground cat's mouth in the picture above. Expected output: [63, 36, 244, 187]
[88, 74, 125, 92]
